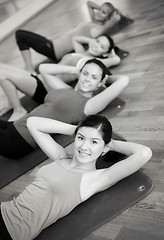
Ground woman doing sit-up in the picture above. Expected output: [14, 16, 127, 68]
[0, 58, 129, 158]
[15, 1, 128, 73]
[0, 114, 152, 240]
[59, 34, 120, 68]
[16, 31, 121, 74]
[0, 37, 122, 122]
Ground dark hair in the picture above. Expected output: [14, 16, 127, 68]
[104, 35, 115, 53]
[103, 2, 115, 17]
[81, 58, 111, 80]
[100, 2, 116, 24]
[75, 114, 112, 144]
[75, 115, 126, 169]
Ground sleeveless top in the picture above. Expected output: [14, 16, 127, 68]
[14, 88, 88, 147]
[1, 161, 83, 240]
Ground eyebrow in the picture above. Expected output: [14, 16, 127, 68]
[77, 133, 102, 141]
[83, 70, 101, 78]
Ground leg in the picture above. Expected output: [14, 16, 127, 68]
[0, 205, 12, 240]
[0, 64, 38, 121]
[0, 120, 34, 158]
[15, 30, 56, 73]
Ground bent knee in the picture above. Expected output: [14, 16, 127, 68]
[15, 29, 25, 39]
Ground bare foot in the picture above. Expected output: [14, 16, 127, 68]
[8, 108, 27, 122]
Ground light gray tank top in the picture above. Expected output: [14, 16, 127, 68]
[1, 161, 82, 240]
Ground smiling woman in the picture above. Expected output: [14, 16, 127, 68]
[75, 59, 107, 98]
[0, 114, 152, 240]
[0, 58, 129, 158]
[74, 115, 112, 167]
[14, 0, 127, 73]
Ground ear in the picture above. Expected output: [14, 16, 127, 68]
[97, 78, 106, 88]
[102, 144, 110, 156]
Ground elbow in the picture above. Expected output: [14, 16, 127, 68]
[124, 76, 129, 87]
[141, 147, 152, 165]
[26, 116, 38, 130]
[117, 57, 121, 65]
[120, 76, 129, 88]
[115, 55, 121, 66]
[39, 64, 46, 74]
[26, 117, 33, 129]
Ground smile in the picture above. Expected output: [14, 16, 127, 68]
[82, 82, 92, 88]
[78, 150, 90, 156]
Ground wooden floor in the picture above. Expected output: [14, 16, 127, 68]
[0, 0, 164, 239]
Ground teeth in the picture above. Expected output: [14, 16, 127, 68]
[79, 151, 89, 156]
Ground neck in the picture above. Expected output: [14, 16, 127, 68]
[74, 84, 93, 98]
[78, 89, 93, 98]
[71, 157, 96, 171]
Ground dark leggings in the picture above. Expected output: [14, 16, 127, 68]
[0, 120, 34, 159]
[0, 205, 12, 240]
[15, 29, 57, 61]
[31, 74, 47, 103]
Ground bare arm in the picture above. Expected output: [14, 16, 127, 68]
[84, 75, 129, 115]
[39, 63, 78, 90]
[82, 140, 152, 200]
[72, 36, 120, 67]
[39, 63, 78, 75]
[27, 117, 77, 160]
[72, 36, 91, 54]
[87, 1, 100, 22]
[99, 140, 152, 189]
[96, 49, 121, 68]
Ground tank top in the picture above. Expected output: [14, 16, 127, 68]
[14, 88, 88, 147]
[1, 161, 83, 240]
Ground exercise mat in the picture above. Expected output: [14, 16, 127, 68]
[107, 15, 134, 35]
[35, 170, 153, 240]
[0, 96, 125, 189]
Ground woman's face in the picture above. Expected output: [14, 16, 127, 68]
[77, 63, 103, 94]
[94, 4, 113, 22]
[88, 36, 110, 57]
[74, 126, 106, 165]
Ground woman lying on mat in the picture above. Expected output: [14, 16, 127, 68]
[15, 29, 125, 75]
[15, 1, 130, 74]
[0, 58, 129, 158]
[59, 34, 121, 70]
[0, 114, 152, 240]
[87, 1, 133, 34]
[0, 39, 124, 121]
